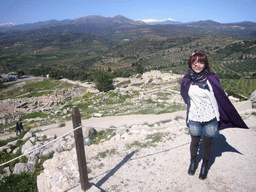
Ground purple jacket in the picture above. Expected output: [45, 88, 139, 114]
[180, 72, 248, 130]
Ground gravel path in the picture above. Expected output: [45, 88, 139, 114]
[0, 111, 187, 140]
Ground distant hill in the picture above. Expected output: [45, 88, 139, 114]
[186, 20, 222, 27]
[0, 15, 256, 84]
[0, 15, 146, 32]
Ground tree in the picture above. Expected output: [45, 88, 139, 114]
[16, 69, 25, 77]
[49, 69, 62, 79]
[94, 71, 114, 92]
[135, 63, 144, 74]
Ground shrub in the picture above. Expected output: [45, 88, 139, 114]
[0, 172, 37, 192]
[59, 122, 66, 127]
[94, 71, 114, 92]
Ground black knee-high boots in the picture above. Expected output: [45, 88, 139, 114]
[188, 155, 198, 175]
[199, 159, 209, 180]
[188, 158, 210, 179]
[188, 135, 212, 179]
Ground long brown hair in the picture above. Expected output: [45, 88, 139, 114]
[188, 50, 211, 73]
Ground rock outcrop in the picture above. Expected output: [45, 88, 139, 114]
[0, 131, 75, 178]
[37, 117, 187, 192]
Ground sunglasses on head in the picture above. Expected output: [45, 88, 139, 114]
[191, 51, 205, 56]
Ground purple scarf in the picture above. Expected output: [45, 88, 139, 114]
[189, 69, 209, 91]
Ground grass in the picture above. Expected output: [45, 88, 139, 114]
[145, 133, 166, 143]
[20, 112, 48, 120]
[89, 129, 116, 145]
[22, 79, 69, 92]
[0, 78, 74, 100]
[0, 130, 29, 147]
[175, 116, 184, 120]
[59, 121, 66, 127]
[95, 149, 117, 159]
[0, 172, 37, 192]
[125, 132, 173, 151]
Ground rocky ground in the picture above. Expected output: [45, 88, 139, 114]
[20, 103, 256, 192]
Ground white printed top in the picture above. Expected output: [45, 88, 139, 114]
[188, 80, 220, 122]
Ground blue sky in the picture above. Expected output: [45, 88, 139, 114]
[1, 0, 256, 25]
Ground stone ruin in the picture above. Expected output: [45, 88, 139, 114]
[0, 70, 184, 126]
[0, 87, 87, 125]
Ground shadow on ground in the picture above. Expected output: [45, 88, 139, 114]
[198, 134, 242, 168]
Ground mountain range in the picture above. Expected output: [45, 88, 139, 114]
[1, 15, 256, 36]
[0, 15, 145, 32]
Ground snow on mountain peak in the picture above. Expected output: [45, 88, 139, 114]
[141, 18, 176, 23]
[0, 22, 15, 26]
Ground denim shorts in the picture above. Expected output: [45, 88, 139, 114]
[188, 120, 219, 138]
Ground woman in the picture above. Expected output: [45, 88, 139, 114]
[180, 50, 248, 180]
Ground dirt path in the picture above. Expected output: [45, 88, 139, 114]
[0, 111, 186, 140]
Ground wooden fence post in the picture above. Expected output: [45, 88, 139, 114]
[72, 106, 90, 191]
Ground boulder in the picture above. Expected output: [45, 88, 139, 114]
[6, 148, 12, 153]
[21, 140, 33, 154]
[35, 132, 46, 138]
[114, 79, 131, 88]
[13, 163, 35, 174]
[0, 145, 8, 152]
[3, 167, 11, 177]
[63, 109, 68, 114]
[12, 147, 20, 154]
[30, 137, 36, 143]
[0, 139, 21, 153]
[250, 90, 256, 108]
[37, 148, 80, 192]
[57, 136, 74, 151]
[88, 127, 97, 137]
[22, 131, 33, 141]
[6, 140, 20, 146]
[16, 102, 28, 108]
[37, 173, 48, 192]
[27, 143, 44, 163]
[93, 113, 103, 117]
[41, 147, 55, 157]
[130, 81, 144, 87]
